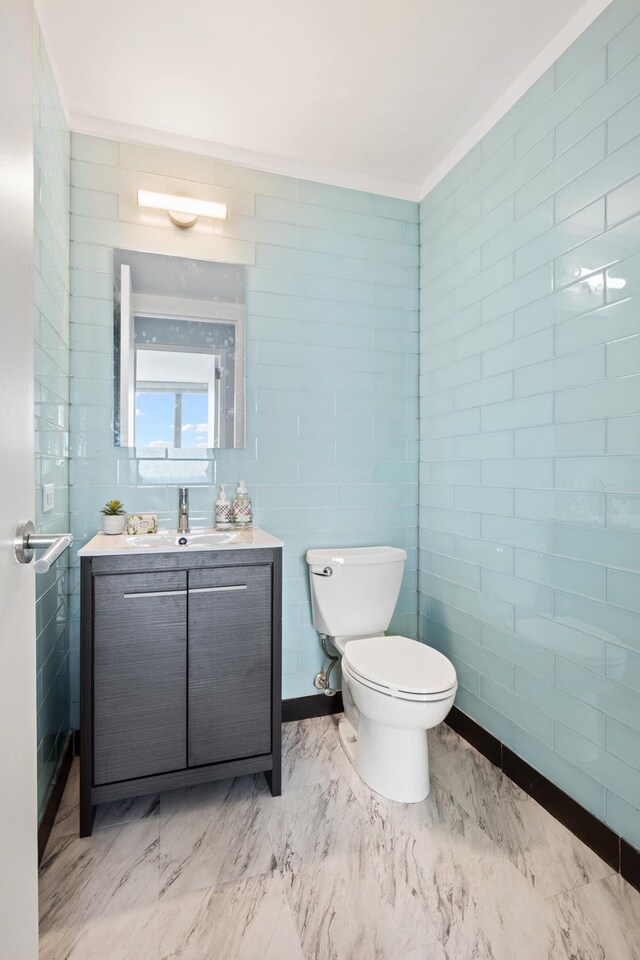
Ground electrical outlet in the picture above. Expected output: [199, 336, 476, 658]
[43, 483, 55, 513]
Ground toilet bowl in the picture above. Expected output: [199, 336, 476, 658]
[306, 546, 457, 803]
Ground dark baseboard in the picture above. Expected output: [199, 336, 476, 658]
[621, 839, 640, 892]
[282, 692, 344, 723]
[38, 731, 74, 864]
[446, 705, 639, 894]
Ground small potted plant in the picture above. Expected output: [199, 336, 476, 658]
[101, 499, 127, 535]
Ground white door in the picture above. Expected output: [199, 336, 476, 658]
[0, 1, 39, 958]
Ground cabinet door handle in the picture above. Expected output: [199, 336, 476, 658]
[123, 589, 187, 599]
[189, 584, 248, 594]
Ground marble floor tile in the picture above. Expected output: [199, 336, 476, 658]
[343, 760, 455, 839]
[159, 873, 304, 960]
[95, 791, 161, 831]
[271, 776, 448, 959]
[265, 775, 370, 879]
[400, 822, 565, 960]
[268, 747, 562, 959]
[50, 759, 160, 839]
[277, 777, 564, 960]
[281, 714, 351, 790]
[159, 774, 276, 899]
[48, 758, 80, 841]
[549, 873, 640, 960]
[430, 728, 614, 898]
[427, 720, 461, 757]
[39, 813, 159, 960]
[39, 715, 640, 960]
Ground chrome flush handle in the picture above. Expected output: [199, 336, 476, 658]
[312, 567, 333, 577]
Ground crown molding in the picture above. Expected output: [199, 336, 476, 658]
[69, 113, 420, 202]
[418, 0, 614, 200]
[39, 0, 613, 205]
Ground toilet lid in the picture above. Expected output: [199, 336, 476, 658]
[343, 635, 457, 696]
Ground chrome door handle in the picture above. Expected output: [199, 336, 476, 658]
[189, 585, 248, 594]
[14, 520, 73, 573]
[312, 567, 333, 577]
[123, 590, 187, 599]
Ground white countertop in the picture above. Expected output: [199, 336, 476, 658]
[78, 526, 284, 557]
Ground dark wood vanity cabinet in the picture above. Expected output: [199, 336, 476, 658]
[188, 565, 272, 767]
[80, 547, 282, 837]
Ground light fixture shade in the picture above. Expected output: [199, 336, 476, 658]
[137, 189, 227, 221]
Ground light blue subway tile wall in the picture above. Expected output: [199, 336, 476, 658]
[69, 135, 419, 720]
[420, 0, 640, 850]
[34, 22, 71, 820]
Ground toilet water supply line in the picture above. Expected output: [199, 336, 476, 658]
[314, 635, 340, 697]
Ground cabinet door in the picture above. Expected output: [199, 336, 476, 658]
[188, 565, 271, 766]
[93, 571, 187, 785]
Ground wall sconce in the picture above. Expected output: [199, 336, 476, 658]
[136, 189, 228, 228]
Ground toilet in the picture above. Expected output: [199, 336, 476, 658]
[306, 546, 457, 803]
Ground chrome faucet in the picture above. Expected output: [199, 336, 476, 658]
[178, 487, 190, 534]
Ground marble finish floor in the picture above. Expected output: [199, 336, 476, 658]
[40, 716, 640, 959]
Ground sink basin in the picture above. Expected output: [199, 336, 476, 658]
[187, 530, 251, 547]
[124, 529, 252, 549]
[78, 526, 282, 558]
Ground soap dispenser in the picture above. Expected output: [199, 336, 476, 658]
[214, 484, 233, 529]
[232, 480, 253, 526]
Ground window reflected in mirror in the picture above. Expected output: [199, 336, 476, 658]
[113, 249, 245, 450]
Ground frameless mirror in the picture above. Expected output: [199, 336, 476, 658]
[113, 249, 245, 450]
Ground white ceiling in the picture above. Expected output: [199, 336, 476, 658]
[37, 0, 610, 200]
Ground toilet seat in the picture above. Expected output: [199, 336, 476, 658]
[343, 635, 457, 702]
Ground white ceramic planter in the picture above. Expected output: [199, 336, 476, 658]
[102, 515, 127, 535]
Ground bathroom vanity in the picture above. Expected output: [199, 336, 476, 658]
[78, 528, 282, 836]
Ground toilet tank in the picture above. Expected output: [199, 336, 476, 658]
[306, 546, 406, 638]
